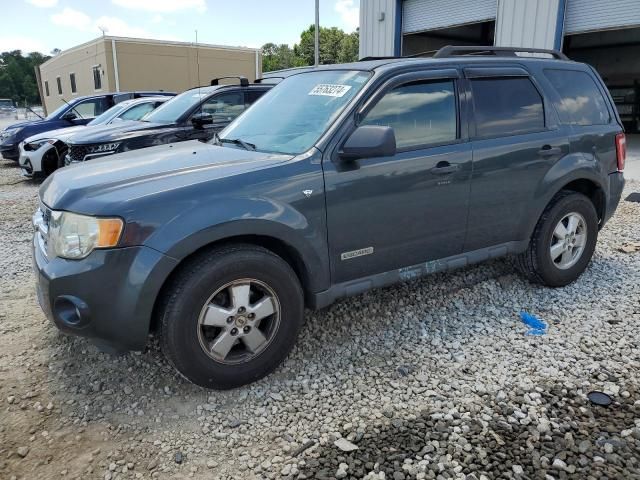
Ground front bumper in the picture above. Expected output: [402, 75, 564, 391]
[19, 142, 50, 177]
[33, 237, 178, 351]
[0, 143, 19, 161]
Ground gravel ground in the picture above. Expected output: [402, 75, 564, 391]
[0, 159, 639, 480]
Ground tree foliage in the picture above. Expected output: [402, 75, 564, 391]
[262, 25, 359, 73]
[0, 50, 50, 105]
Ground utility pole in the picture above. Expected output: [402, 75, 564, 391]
[314, 0, 320, 66]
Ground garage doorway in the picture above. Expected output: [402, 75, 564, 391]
[564, 27, 640, 132]
[402, 21, 495, 56]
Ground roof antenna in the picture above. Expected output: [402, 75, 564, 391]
[195, 29, 201, 88]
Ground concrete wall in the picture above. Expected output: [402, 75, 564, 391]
[39, 39, 112, 113]
[114, 39, 261, 93]
[495, 0, 564, 50]
[38, 37, 261, 114]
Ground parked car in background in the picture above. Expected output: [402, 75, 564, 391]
[0, 91, 174, 161]
[0, 98, 18, 118]
[64, 78, 271, 165]
[33, 47, 625, 389]
[18, 96, 171, 177]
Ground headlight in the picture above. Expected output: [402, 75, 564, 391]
[88, 142, 120, 154]
[26, 139, 55, 151]
[49, 211, 123, 259]
[1, 127, 22, 141]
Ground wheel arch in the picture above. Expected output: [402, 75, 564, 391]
[524, 171, 607, 244]
[149, 233, 315, 333]
[559, 178, 606, 227]
[41, 146, 60, 176]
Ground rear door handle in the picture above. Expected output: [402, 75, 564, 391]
[537, 146, 562, 157]
[430, 162, 460, 175]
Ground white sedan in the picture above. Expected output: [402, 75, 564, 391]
[19, 96, 169, 177]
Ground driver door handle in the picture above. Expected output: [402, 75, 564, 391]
[430, 161, 460, 175]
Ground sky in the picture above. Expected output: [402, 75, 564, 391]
[0, 0, 360, 54]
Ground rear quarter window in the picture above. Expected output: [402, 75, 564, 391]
[544, 69, 610, 126]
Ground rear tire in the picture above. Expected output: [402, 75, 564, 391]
[159, 244, 304, 389]
[516, 191, 598, 287]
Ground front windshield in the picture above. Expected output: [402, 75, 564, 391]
[88, 103, 126, 126]
[219, 70, 370, 155]
[144, 88, 213, 124]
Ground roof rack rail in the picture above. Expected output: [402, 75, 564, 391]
[358, 56, 399, 61]
[254, 76, 284, 83]
[210, 76, 249, 87]
[433, 45, 569, 60]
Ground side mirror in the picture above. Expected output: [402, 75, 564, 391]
[339, 125, 396, 161]
[191, 112, 214, 128]
[61, 111, 77, 122]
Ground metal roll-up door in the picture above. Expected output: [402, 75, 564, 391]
[402, 0, 497, 34]
[565, 0, 640, 34]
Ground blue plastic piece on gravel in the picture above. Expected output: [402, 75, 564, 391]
[520, 311, 547, 336]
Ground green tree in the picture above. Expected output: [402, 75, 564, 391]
[297, 25, 352, 65]
[262, 43, 306, 73]
[0, 50, 50, 105]
[338, 30, 360, 63]
[263, 25, 360, 73]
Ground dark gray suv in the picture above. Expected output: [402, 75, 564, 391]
[33, 47, 626, 389]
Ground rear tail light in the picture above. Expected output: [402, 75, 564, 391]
[615, 133, 626, 172]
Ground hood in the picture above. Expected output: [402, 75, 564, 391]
[40, 141, 293, 214]
[2, 119, 45, 131]
[67, 121, 171, 144]
[25, 125, 86, 143]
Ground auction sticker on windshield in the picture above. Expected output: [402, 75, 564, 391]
[309, 84, 352, 97]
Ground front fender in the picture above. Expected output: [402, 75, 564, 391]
[141, 192, 329, 294]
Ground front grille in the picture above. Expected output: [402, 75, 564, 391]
[67, 144, 89, 163]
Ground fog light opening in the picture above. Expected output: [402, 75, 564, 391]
[53, 296, 90, 327]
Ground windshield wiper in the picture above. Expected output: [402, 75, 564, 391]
[27, 106, 44, 120]
[215, 134, 256, 151]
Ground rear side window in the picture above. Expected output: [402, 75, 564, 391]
[544, 69, 610, 125]
[246, 90, 266, 105]
[361, 80, 458, 149]
[471, 77, 545, 138]
[201, 92, 245, 122]
[119, 102, 155, 121]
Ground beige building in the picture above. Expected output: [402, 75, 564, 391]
[37, 36, 262, 114]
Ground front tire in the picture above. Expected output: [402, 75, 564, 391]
[159, 244, 304, 389]
[516, 191, 598, 287]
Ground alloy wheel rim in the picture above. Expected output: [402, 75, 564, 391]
[550, 212, 587, 270]
[197, 278, 281, 365]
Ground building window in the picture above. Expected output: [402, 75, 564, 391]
[92, 66, 102, 90]
[44, 81, 50, 97]
[470, 77, 545, 138]
[56, 76, 62, 95]
[69, 73, 77, 94]
[361, 80, 458, 149]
